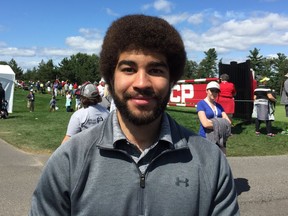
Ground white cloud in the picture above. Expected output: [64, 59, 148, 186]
[106, 8, 119, 17]
[154, 0, 173, 13]
[65, 36, 102, 51]
[0, 47, 36, 57]
[181, 12, 288, 58]
[161, 13, 190, 25]
[187, 13, 204, 25]
[142, 0, 173, 13]
[79, 28, 102, 38]
[40, 48, 75, 57]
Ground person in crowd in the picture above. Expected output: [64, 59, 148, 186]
[218, 73, 236, 122]
[254, 77, 277, 137]
[27, 89, 35, 112]
[29, 14, 239, 216]
[65, 91, 72, 112]
[61, 82, 109, 144]
[74, 86, 82, 110]
[64, 81, 69, 94]
[281, 72, 288, 117]
[97, 78, 106, 97]
[46, 81, 51, 94]
[0, 83, 5, 111]
[40, 82, 45, 94]
[99, 83, 113, 110]
[197, 81, 232, 155]
[53, 80, 58, 97]
[49, 95, 57, 112]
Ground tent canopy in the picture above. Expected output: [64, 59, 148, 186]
[0, 65, 15, 113]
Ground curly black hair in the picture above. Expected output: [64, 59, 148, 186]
[99, 14, 186, 91]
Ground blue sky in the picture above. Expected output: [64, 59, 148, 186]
[1, 0, 287, 71]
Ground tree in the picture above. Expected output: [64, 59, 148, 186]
[197, 48, 218, 78]
[8, 59, 24, 80]
[273, 53, 288, 94]
[183, 60, 198, 79]
[58, 53, 101, 84]
[23, 67, 38, 81]
[36, 59, 57, 82]
[247, 48, 264, 79]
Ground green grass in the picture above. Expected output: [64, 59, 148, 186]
[0, 88, 72, 153]
[166, 106, 288, 156]
[0, 88, 288, 156]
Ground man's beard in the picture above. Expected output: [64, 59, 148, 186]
[111, 87, 170, 126]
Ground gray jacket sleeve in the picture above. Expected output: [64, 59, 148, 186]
[29, 145, 72, 216]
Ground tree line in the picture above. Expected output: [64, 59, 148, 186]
[1, 47, 288, 94]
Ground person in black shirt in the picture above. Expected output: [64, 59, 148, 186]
[253, 77, 277, 137]
[0, 83, 5, 111]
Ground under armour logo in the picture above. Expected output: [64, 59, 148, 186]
[175, 177, 189, 187]
[97, 116, 104, 123]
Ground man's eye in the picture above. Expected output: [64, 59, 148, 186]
[150, 69, 163, 74]
[122, 67, 135, 73]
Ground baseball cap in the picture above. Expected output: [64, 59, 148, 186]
[80, 83, 99, 98]
[206, 81, 220, 90]
[259, 77, 270, 83]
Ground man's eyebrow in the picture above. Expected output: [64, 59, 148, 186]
[148, 61, 168, 69]
[117, 60, 135, 68]
[116, 60, 168, 69]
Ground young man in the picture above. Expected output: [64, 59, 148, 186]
[29, 14, 239, 215]
[61, 82, 109, 144]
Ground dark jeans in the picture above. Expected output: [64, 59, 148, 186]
[285, 105, 288, 117]
[255, 119, 272, 134]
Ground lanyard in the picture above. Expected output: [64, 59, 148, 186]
[205, 98, 218, 118]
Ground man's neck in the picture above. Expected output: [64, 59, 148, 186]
[117, 111, 162, 152]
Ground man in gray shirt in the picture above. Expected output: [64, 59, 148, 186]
[30, 14, 239, 216]
[61, 82, 109, 144]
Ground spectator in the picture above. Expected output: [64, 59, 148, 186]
[65, 91, 72, 112]
[27, 89, 35, 112]
[74, 86, 81, 110]
[197, 81, 231, 155]
[61, 83, 109, 144]
[0, 83, 5, 111]
[97, 78, 106, 97]
[49, 96, 57, 112]
[280, 72, 288, 117]
[29, 14, 239, 216]
[253, 77, 277, 137]
[218, 73, 236, 122]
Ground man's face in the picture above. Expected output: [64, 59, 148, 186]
[111, 50, 171, 125]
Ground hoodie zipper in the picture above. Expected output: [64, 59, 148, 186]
[98, 146, 188, 215]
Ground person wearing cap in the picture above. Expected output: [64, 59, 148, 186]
[197, 81, 232, 154]
[97, 78, 106, 97]
[280, 72, 288, 117]
[254, 77, 277, 137]
[61, 82, 109, 144]
[30, 15, 239, 216]
[26, 89, 35, 112]
[218, 73, 236, 122]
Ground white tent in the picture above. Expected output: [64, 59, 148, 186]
[0, 65, 15, 113]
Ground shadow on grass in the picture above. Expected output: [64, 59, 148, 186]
[232, 119, 284, 135]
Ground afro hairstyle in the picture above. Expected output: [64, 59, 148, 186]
[99, 14, 187, 91]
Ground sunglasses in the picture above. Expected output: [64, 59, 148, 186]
[209, 88, 220, 93]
